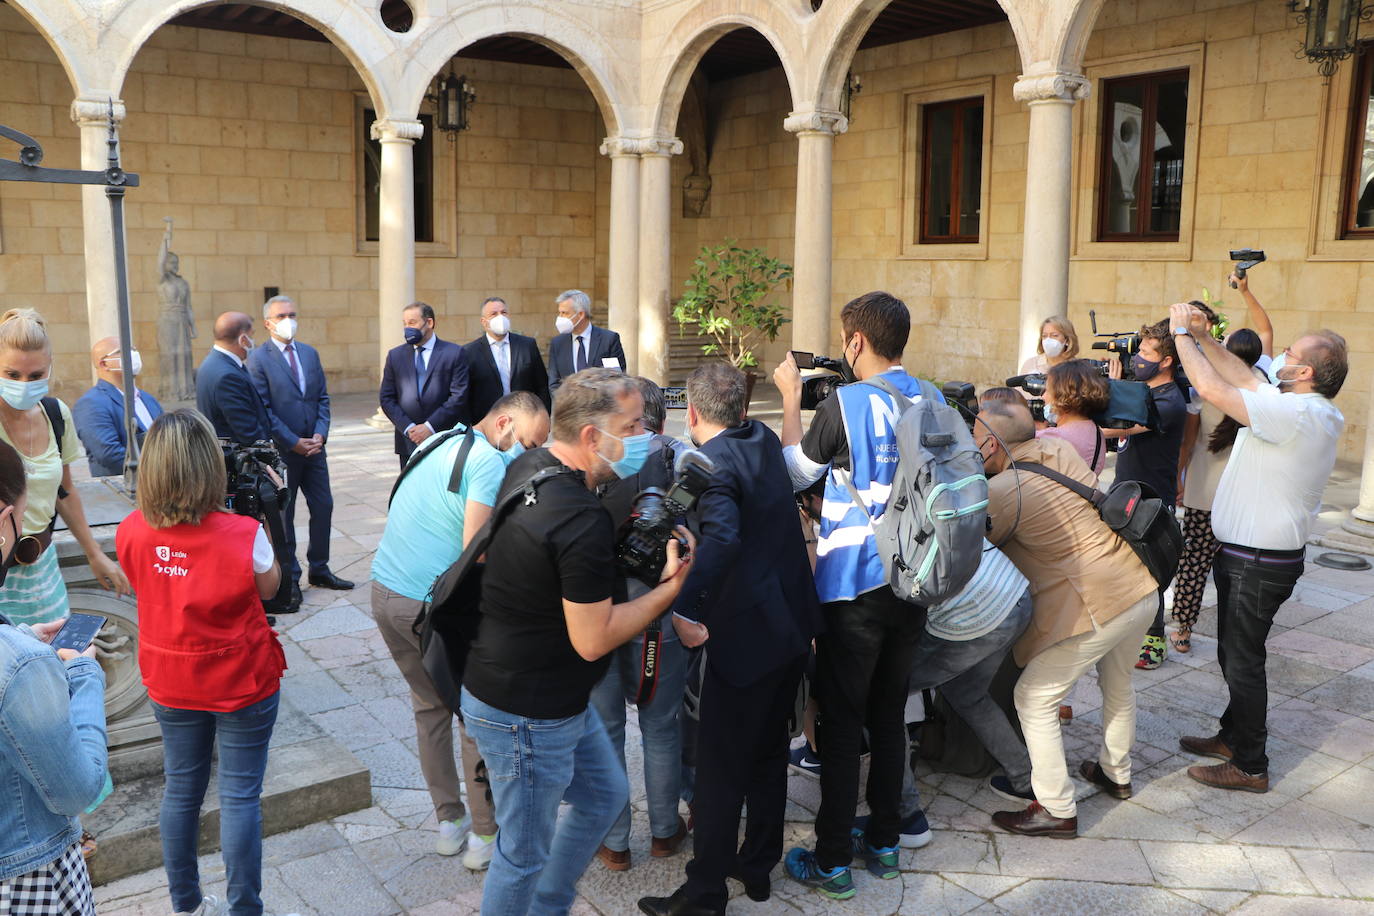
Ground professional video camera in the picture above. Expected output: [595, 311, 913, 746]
[792, 351, 851, 410]
[940, 381, 979, 431]
[1229, 248, 1265, 288]
[219, 438, 297, 615]
[617, 449, 715, 586]
[1006, 364, 1149, 432]
[1007, 360, 1112, 424]
[1087, 309, 1141, 373]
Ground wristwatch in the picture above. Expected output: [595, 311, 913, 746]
[1171, 326, 1190, 336]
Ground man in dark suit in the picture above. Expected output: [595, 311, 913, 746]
[247, 296, 353, 592]
[196, 311, 273, 446]
[379, 301, 471, 468]
[462, 296, 551, 421]
[638, 364, 824, 916]
[73, 335, 164, 477]
[547, 289, 627, 393]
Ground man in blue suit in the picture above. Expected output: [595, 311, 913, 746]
[379, 302, 471, 468]
[74, 336, 164, 477]
[248, 296, 353, 592]
[196, 311, 273, 446]
[547, 289, 627, 393]
[638, 363, 823, 916]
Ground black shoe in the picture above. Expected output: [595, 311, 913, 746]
[637, 887, 723, 916]
[1078, 760, 1132, 799]
[308, 570, 355, 590]
[729, 868, 770, 902]
[290, 582, 303, 608]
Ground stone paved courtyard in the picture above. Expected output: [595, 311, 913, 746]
[93, 393, 1374, 915]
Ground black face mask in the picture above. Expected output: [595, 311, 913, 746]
[840, 338, 859, 384]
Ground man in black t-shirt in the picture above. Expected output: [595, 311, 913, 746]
[1105, 319, 1187, 670]
[460, 368, 694, 916]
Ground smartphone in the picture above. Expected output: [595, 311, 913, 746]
[791, 350, 816, 370]
[50, 613, 108, 653]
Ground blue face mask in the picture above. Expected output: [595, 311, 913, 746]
[596, 428, 652, 479]
[1130, 355, 1161, 381]
[0, 377, 48, 411]
[505, 441, 525, 461]
[1266, 351, 1286, 386]
[404, 326, 424, 346]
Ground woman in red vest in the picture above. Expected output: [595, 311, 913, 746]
[117, 409, 288, 916]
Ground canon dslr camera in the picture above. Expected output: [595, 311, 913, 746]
[617, 450, 716, 585]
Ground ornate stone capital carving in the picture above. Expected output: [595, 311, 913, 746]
[70, 96, 127, 126]
[783, 109, 848, 136]
[599, 135, 683, 158]
[370, 118, 425, 143]
[599, 136, 642, 158]
[1013, 72, 1091, 104]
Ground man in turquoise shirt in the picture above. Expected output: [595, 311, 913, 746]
[371, 391, 549, 867]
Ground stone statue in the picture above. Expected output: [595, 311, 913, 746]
[156, 217, 196, 401]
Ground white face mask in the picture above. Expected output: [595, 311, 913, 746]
[488, 314, 510, 337]
[555, 315, 575, 335]
[1042, 337, 1066, 358]
[272, 317, 297, 341]
[104, 349, 143, 376]
[240, 334, 255, 353]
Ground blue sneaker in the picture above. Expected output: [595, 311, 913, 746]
[788, 743, 821, 778]
[854, 810, 933, 849]
[850, 828, 900, 878]
[784, 847, 855, 900]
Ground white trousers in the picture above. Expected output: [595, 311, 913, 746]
[1013, 592, 1156, 818]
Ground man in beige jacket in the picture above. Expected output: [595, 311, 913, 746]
[976, 398, 1157, 838]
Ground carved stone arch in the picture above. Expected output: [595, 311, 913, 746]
[0, 0, 89, 98]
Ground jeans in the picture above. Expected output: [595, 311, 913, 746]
[460, 688, 627, 916]
[282, 449, 334, 581]
[900, 590, 1033, 817]
[151, 691, 279, 916]
[588, 621, 688, 851]
[814, 588, 924, 869]
[1213, 544, 1305, 775]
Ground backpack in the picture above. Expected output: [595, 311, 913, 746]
[1011, 461, 1183, 588]
[388, 425, 476, 508]
[843, 376, 988, 607]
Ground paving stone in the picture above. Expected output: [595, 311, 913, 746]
[1232, 894, 1374, 914]
[989, 879, 1207, 915]
[900, 830, 1000, 875]
[940, 874, 1026, 901]
[282, 602, 377, 640]
[1266, 698, 1374, 762]
[1075, 793, 1217, 844]
[354, 739, 427, 791]
[1125, 760, 1288, 841]
[1170, 888, 1254, 911]
[1268, 630, 1374, 673]
[1299, 673, 1374, 721]
[1233, 798, 1374, 852]
[1304, 767, 1374, 829]
[314, 701, 399, 751]
[1289, 581, 1369, 612]
[898, 872, 986, 914]
[280, 669, 355, 715]
[994, 835, 1154, 884]
[277, 847, 399, 915]
[1289, 848, 1374, 897]
[1301, 608, 1374, 650]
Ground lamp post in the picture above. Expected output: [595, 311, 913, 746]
[431, 71, 476, 137]
[1289, 0, 1374, 78]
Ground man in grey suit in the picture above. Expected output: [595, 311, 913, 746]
[248, 295, 354, 593]
[547, 289, 627, 393]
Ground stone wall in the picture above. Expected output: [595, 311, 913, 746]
[0, 5, 608, 404]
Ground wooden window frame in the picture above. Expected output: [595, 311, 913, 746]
[1341, 43, 1374, 238]
[919, 96, 984, 245]
[1095, 68, 1188, 243]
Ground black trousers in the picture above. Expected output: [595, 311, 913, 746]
[1213, 543, 1304, 775]
[814, 589, 923, 870]
[282, 449, 334, 582]
[681, 654, 806, 910]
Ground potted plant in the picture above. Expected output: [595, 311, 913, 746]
[673, 241, 793, 402]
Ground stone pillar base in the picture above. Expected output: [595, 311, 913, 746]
[364, 406, 392, 430]
[1341, 512, 1374, 540]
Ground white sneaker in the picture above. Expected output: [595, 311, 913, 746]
[462, 831, 497, 870]
[1163, 585, 1175, 611]
[436, 816, 471, 856]
[174, 895, 222, 916]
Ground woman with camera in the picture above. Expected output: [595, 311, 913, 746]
[116, 409, 292, 916]
[0, 438, 108, 915]
[0, 308, 132, 626]
[1037, 360, 1111, 476]
[1019, 316, 1080, 376]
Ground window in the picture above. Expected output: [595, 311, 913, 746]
[360, 108, 435, 243]
[920, 97, 984, 244]
[1097, 70, 1188, 241]
[1344, 44, 1374, 236]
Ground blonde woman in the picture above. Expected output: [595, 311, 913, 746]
[0, 309, 130, 624]
[1019, 316, 1080, 376]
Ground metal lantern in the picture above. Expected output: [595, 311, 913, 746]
[435, 72, 476, 137]
[1289, 0, 1374, 78]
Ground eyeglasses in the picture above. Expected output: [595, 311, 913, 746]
[1281, 346, 1308, 368]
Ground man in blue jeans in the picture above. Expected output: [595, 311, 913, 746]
[460, 369, 695, 915]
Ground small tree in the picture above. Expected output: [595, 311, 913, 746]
[673, 241, 793, 370]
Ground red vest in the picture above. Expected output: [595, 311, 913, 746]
[117, 510, 285, 712]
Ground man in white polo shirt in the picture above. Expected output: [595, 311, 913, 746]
[1167, 302, 1347, 793]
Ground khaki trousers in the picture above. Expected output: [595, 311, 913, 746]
[371, 579, 497, 835]
[1013, 592, 1156, 819]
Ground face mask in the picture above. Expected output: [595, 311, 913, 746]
[506, 441, 525, 460]
[0, 376, 49, 411]
[1130, 355, 1161, 381]
[404, 326, 424, 346]
[103, 350, 143, 376]
[239, 334, 255, 353]
[1044, 402, 1059, 425]
[555, 315, 575, 336]
[1266, 351, 1286, 386]
[272, 317, 297, 341]
[488, 315, 510, 337]
[839, 337, 859, 383]
[1042, 337, 1065, 358]
[596, 428, 652, 479]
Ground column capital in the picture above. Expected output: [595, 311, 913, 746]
[783, 109, 848, 136]
[70, 96, 126, 126]
[370, 117, 424, 142]
[598, 135, 682, 158]
[1013, 71, 1091, 103]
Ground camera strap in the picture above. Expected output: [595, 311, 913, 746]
[1091, 429, 1103, 470]
[635, 622, 662, 705]
[388, 426, 475, 508]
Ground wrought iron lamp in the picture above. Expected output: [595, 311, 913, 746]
[430, 70, 476, 137]
[1289, 0, 1374, 78]
[841, 70, 863, 122]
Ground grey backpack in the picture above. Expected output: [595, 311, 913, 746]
[844, 376, 988, 607]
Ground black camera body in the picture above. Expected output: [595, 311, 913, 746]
[221, 439, 287, 519]
[1006, 367, 1143, 431]
[617, 450, 715, 585]
[792, 351, 851, 410]
[1229, 248, 1265, 288]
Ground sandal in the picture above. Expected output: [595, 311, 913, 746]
[1169, 630, 1192, 654]
[80, 830, 97, 859]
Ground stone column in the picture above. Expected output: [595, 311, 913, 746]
[784, 109, 847, 356]
[1343, 377, 1374, 539]
[1013, 72, 1089, 361]
[71, 97, 127, 350]
[366, 117, 423, 429]
[637, 136, 683, 384]
[601, 137, 642, 375]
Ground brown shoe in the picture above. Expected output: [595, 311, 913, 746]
[1187, 762, 1269, 793]
[991, 802, 1077, 839]
[597, 844, 631, 871]
[1179, 734, 1234, 761]
[650, 816, 690, 857]
[1078, 760, 1131, 799]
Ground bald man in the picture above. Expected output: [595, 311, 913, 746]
[73, 336, 164, 477]
[196, 311, 273, 445]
